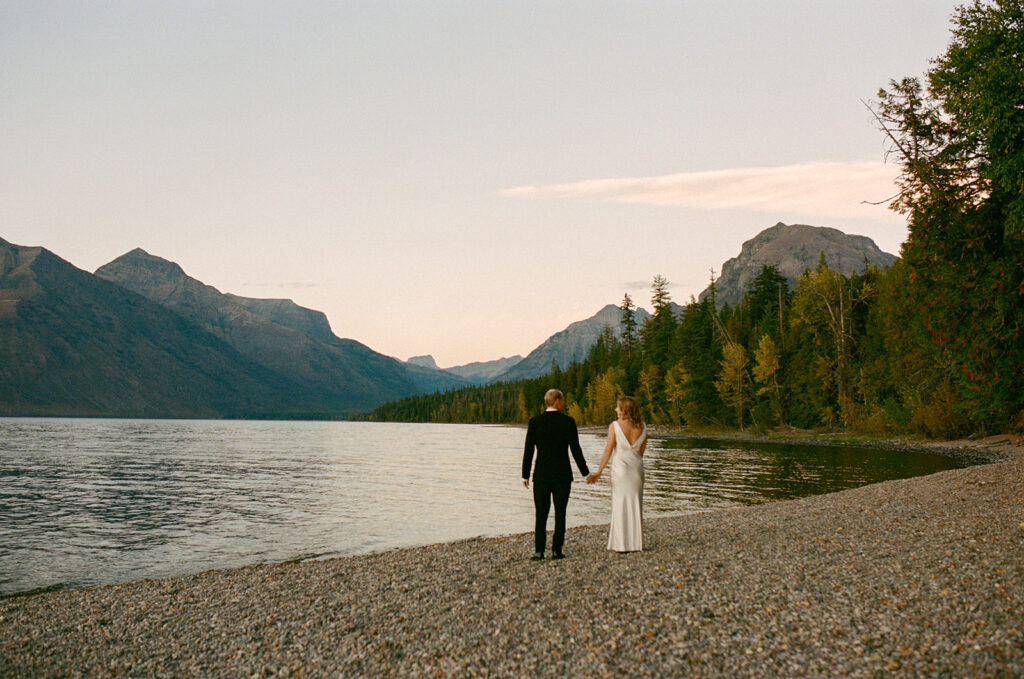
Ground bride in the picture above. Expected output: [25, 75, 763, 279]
[587, 396, 647, 552]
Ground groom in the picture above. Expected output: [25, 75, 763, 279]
[522, 388, 590, 560]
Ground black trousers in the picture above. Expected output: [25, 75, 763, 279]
[533, 479, 571, 555]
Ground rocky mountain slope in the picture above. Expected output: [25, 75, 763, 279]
[1, 221, 900, 415]
[496, 304, 652, 382]
[491, 223, 897, 383]
[405, 354, 524, 386]
[406, 355, 441, 370]
[95, 249, 467, 405]
[446, 355, 524, 384]
[223, 294, 337, 345]
[405, 354, 526, 386]
[0, 238, 324, 417]
[705, 222, 898, 306]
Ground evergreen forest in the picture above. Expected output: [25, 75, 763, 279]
[367, 0, 1024, 438]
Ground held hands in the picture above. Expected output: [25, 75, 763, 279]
[586, 472, 601, 484]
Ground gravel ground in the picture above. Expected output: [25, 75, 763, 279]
[2, 437, 1022, 678]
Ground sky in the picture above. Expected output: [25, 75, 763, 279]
[1, 1, 964, 368]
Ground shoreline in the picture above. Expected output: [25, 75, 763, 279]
[2, 439, 1022, 676]
[600, 426, 1020, 467]
[0, 431, 996, 602]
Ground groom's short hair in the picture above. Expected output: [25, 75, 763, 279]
[544, 389, 564, 406]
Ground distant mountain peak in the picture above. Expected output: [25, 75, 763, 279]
[0, 236, 337, 418]
[95, 247, 471, 407]
[496, 304, 652, 382]
[0, 238, 45, 315]
[489, 222, 898, 382]
[703, 222, 898, 306]
[445, 354, 524, 384]
[407, 355, 440, 370]
[98, 249, 189, 291]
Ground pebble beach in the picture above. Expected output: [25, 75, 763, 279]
[2, 436, 1022, 677]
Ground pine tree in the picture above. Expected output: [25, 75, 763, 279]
[746, 265, 790, 343]
[715, 342, 750, 430]
[620, 293, 638, 358]
[752, 333, 783, 426]
[675, 296, 724, 425]
[641, 275, 678, 369]
[872, 0, 1024, 432]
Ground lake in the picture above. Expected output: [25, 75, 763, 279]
[0, 419, 962, 596]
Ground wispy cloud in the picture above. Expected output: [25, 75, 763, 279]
[241, 281, 319, 290]
[501, 162, 900, 219]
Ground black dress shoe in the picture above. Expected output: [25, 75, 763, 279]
[531, 553, 545, 561]
[552, 552, 565, 560]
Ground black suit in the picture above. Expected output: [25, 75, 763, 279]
[522, 409, 590, 555]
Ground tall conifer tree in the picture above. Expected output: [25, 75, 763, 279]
[873, 0, 1024, 432]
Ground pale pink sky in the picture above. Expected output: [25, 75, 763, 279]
[1, 1, 961, 367]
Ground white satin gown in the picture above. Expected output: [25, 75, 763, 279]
[607, 420, 646, 552]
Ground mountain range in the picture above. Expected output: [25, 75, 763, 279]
[407, 354, 524, 385]
[0, 222, 898, 417]
[1, 238, 326, 417]
[0, 240, 468, 417]
[495, 304, 653, 382]
[416, 222, 897, 384]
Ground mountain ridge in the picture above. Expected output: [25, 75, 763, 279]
[1, 221, 900, 415]
[0, 239, 327, 418]
[489, 223, 898, 382]
[95, 249, 468, 405]
[446, 355, 524, 384]
[703, 222, 898, 306]
[496, 304, 653, 382]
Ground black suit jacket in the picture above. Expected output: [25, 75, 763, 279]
[522, 410, 590, 483]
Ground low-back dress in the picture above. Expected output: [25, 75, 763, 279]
[607, 420, 646, 552]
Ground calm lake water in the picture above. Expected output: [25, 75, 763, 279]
[0, 419, 962, 596]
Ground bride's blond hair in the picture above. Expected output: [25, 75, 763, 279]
[617, 396, 643, 426]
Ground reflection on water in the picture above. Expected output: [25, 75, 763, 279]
[643, 437, 961, 513]
[0, 420, 961, 595]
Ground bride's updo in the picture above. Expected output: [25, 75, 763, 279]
[617, 396, 643, 426]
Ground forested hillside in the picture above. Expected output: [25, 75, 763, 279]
[368, 1, 1024, 438]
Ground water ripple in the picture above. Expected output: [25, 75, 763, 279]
[0, 419, 960, 595]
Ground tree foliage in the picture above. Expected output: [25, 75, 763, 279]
[715, 342, 750, 430]
[368, 2, 1023, 436]
[873, 0, 1024, 432]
